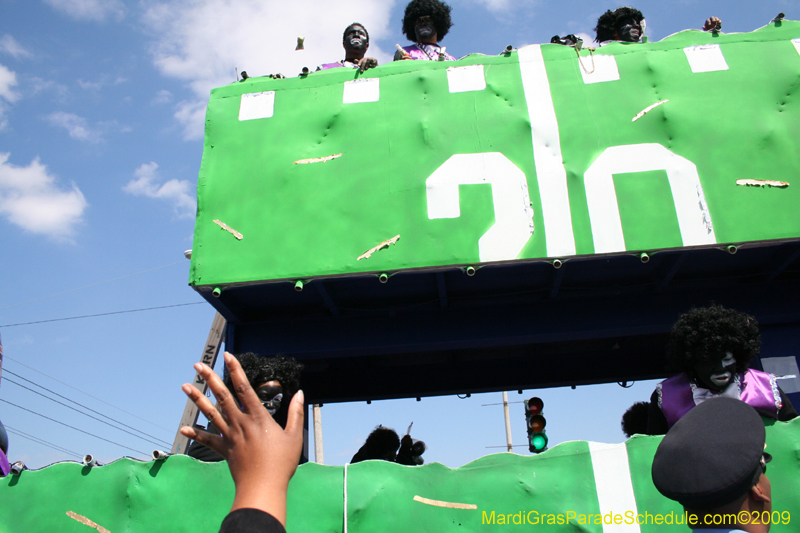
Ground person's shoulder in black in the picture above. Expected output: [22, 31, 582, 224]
[220, 509, 285, 533]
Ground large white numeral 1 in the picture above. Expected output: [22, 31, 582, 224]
[426, 153, 534, 263]
[584, 143, 716, 254]
[518, 44, 576, 258]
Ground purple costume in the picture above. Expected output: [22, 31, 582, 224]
[394, 43, 455, 61]
[656, 369, 782, 430]
[317, 60, 360, 71]
[0, 450, 9, 477]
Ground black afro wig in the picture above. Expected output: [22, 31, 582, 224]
[351, 426, 401, 463]
[595, 6, 644, 42]
[402, 0, 453, 42]
[621, 401, 650, 438]
[667, 305, 760, 377]
[223, 352, 304, 400]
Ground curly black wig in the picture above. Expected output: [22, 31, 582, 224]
[667, 305, 760, 377]
[343, 22, 369, 42]
[223, 353, 304, 400]
[621, 401, 650, 438]
[351, 426, 401, 463]
[595, 6, 644, 42]
[402, 0, 453, 42]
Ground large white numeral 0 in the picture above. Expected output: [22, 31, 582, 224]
[426, 153, 534, 263]
[584, 143, 716, 254]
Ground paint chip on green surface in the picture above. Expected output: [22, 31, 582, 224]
[67, 511, 110, 533]
[213, 219, 243, 240]
[358, 235, 400, 260]
[413, 495, 478, 510]
[294, 153, 343, 165]
[736, 179, 789, 188]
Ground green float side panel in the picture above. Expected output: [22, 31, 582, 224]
[2, 419, 798, 532]
[191, 23, 800, 289]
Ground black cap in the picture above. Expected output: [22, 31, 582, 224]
[651, 397, 767, 509]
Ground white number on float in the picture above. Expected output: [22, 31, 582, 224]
[517, 44, 576, 258]
[426, 153, 534, 263]
[584, 143, 716, 254]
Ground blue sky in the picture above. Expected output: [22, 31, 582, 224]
[0, 0, 795, 470]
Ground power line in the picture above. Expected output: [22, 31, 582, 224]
[0, 301, 205, 328]
[4, 375, 171, 448]
[0, 261, 186, 311]
[3, 356, 172, 432]
[4, 425, 83, 459]
[4, 369, 171, 446]
[0, 398, 148, 456]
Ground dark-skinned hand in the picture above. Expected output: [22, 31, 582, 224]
[703, 16, 722, 31]
[356, 57, 378, 72]
[180, 352, 304, 527]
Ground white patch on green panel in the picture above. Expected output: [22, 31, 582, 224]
[580, 54, 621, 84]
[447, 64, 486, 93]
[238, 91, 275, 121]
[343, 78, 380, 104]
[684, 44, 728, 72]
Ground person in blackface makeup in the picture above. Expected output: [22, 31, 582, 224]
[646, 305, 797, 435]
[394, 0, 456, 61]
[317, 23, 378, 73]
[595, 7, 723, 45]
[187, 353, 304, 462]
[595, 7, 646, 44]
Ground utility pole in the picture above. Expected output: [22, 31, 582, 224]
[313, 404, 324, 464]
[502, 391, 513, 452]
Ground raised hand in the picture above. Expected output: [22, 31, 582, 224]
[180, 352, 304, 526]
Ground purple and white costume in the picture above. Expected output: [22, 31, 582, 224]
[394, 43, 455, 61]
[656, 369, 783, 430]
[317, 60, 360, 71]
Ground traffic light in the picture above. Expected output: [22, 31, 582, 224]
[525, 397, 548, 453]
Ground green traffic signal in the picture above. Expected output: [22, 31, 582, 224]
[525, 397, 547, 454]
[530, 433, 548, 452]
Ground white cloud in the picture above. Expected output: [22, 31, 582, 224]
[0, 63, 19, 130]
[454, 0, 540, 16]
[123, 162, 196, 218]
[152, 89, 172, 104]
[1, 35, 33, 60]
[43, 0, 125, 22]
[0, 64, 19, 103]
[575, 32, 599, 48]
[174, 100, 206, 141]
[77, 79, 103, 91]
[46, 111, 103, 143]
[142, 0, 395, 140]
[46, 112, 129, 141]
[0, 153, 88, 240]
[466, 0, 512, 12]
[30, 77, 69, 99]
[76, 74, 127, 91]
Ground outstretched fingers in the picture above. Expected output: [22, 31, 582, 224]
[180, 424, 225, 452]
[222, 352, 271, 421]
[180, 377, 231, 437]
